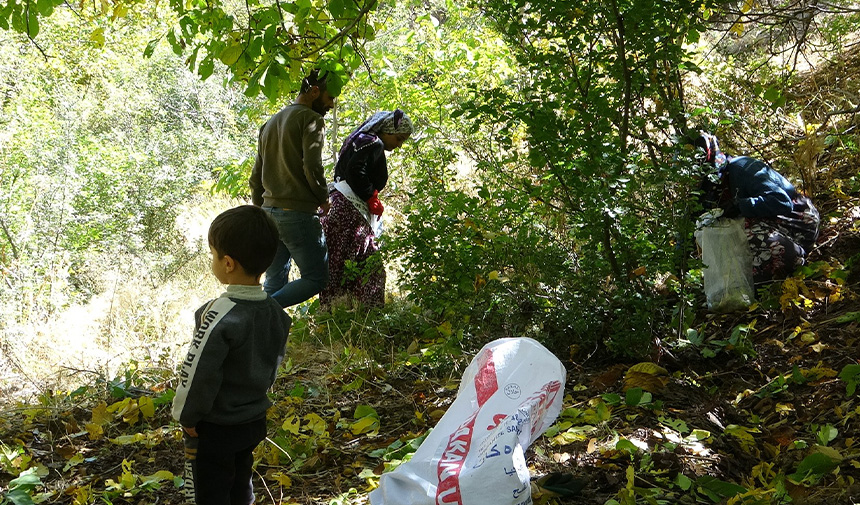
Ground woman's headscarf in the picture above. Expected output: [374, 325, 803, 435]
[339, 109, 414, 157]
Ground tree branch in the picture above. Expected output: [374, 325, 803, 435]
[299, 0, 378, 59]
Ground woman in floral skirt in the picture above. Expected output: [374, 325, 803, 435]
[320, 110, 413, 307]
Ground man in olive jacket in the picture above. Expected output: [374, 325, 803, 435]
[250, 70, 336, 307]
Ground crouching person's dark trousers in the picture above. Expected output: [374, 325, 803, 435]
[183, 418, 267, 505]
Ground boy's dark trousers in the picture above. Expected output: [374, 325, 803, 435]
[183, 418, 267, 505]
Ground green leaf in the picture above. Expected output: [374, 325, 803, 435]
[341, 377, 364, 392]
[328, 0, 345, 17]
[325, 71, 345, 97]
[695, 476, 747, 500]
[6, 488, 35, 505]
[659, 416, 689, 435]
[624, 387, 652, 407]
[835, 311, 860, 324]
[816, 425, 838, 446]
[838, 364, 860, 396]
[198, 58, 214, 80]
[36, 0, 53, 17]
[675, 473, 693, 491]
[288, 382, 305, 398]
[26, 9, 38, 38]
[351, 415, 379, 435]
[261, 63, 280, 100]
[11, 11, 25, 33]
[625, 387, 644, 406]
[601, 393, 622, 406]
[144, 37, 161, 58]
[829, 269, 849, 282]
[219, 43, 243, 66]
[8, 468, 44, 504]
[615, 438, 638, 454]
[762, 86, 783, 110]
[789, 451, 841, 482]
[354, 404, 378, 419]
[90, 27, 105, 48]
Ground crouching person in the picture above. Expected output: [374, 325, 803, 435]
[172, 205, 291, 505]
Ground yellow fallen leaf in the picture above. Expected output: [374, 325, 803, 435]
[624, 373, 669, 393]
[351, 416, 379, 435]
[85, 423, 104, 441]
[141, 470, 174, 484]
[282, 415, 300, 435]
[71, 484, 93, 505]
[624, 362, 669, 393]
[138, 396, 155, 419]
[112, 433, 145, 445]
[303, 413, 328, 436]
[474, 274, 486, 292]
[775, 403, 794, 414]
[63, 453, 85, 472]
[627, 362, 668, 376]
[91, 402, 111, 426]
[269, 471, 292, 487]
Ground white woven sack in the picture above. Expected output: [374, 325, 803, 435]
[369, 337, 566, 505]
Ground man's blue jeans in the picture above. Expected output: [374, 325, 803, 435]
[262, 207, 328, 307]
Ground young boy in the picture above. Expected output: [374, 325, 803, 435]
[172, 205, 291, 505]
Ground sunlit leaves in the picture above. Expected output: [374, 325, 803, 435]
[161, 0, 377, 99]
[266, 470, 293, 488]
[106, 396, 158, 425]
[282, 415, 302, 435]
[0, 0, 377, 101]
[102, 459, 176, 498]
[87, 402, 111, 440]
[546, 400, 611, 445]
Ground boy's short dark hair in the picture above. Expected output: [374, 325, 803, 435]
[208, 206, 279, 277]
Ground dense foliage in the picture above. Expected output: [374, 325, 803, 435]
[3, 0, 860, 357]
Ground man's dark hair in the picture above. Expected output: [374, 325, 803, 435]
[300, 69, 330, 94]
[208, 206, 279, 276]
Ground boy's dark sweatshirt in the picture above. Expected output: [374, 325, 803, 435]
[172, 285, 291, 428]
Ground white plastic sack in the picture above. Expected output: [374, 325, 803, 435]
[695, 217, 754, 312]
[369, 337, 566, 505]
